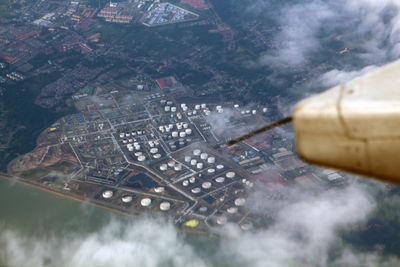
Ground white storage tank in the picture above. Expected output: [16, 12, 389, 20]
[179, 132, 186, 138]
[160, 202, 171, 211]
[172, 131, 178, 138]
[200, 153, 208, 160]
[164, 106, 170, 112]
[234, 198, 246, 206]
[171, 107, 177, 112]
[190, 159, 197, 166]
[141, 198, 151, 207]
[154, 187, 165, 193]
[183, 123, 189, 129]
[193, 149, 201, 156]
[185, 128, 192, 135]
[122, 195, 133, 203]
[191, 187, 201, 194]
[226, 171, 236, 178]
[138, 155, 146, 162]
[227, 207, 238, 214]
[150, 148, 158, 154]
[189, 177, 196, 183]
[153, 154, 161, 159]
[160, 164, 168, 171]
[167, 160, 175, 167]
[102, 190, 113, 199]
[184, 156, 191, 162]
[202, 182, 212, 189]
[196, 162, 204, 169]
[216, 164, 224, 170]
[207, 168, 215, 174]
[207, 157, 215, 164]
[174, 164, 182, 171]
[215, 177, 225, 183]
[182, 180, 189, 186]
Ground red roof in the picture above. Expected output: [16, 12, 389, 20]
[156, 78, 171, 89]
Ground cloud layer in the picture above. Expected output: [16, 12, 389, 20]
[255, 0, 400, 70]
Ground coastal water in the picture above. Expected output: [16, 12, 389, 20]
[0, 178, 226, 267]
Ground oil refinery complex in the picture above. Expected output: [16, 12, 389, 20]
[9, 75, 347, 233]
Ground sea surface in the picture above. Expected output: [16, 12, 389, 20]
[0, 178, 225, 266]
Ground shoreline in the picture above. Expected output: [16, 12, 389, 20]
[0, 172, 208, 236]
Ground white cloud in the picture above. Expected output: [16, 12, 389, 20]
[0, 218, 208, 267]
[253, 0, 400, 69]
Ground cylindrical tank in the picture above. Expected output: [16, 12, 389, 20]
[202, 181, 212, 189]
[179, 132, 186, 138]
[227, 207, 238, 214]
[138, 155, 146, 162]
[134, 151, 143, 157]
[119, 133, 125, 138]
[160, 99, 167, 105]
[160, 164, 168, 171]
[183, 123, 189, 129]
[215, 177, 225, 183]
[141, 198, 151, 207]
[191, 187, 201, 194]
[207, 168, 215, 174]
[154, 187, 165, 193]
[171, 107, 177, 113]
[160, 202, 171, 211]
[128, 146, 134, 152]
[150, 148, 158, 154]
[195, 104, 200, 110]
[193, 149, 201, 156]
[176, 123, 182, 130]
[185, 128, 192, 135]
[164, 106, 170, 112]
[153, 154, 161, 159]
[234, 198, 246, 206]
[184, 156, 191, 162]
[174, 164, 182, 171]
[167, 160, 175, 167]
[201, 103, 206, 109]
[190, 159, 197, 166]
[189, 177, 196, 183]
[167, 101, 173, 105]
[207, 157, 215, 164]
[122, 195, 133, 203]
[216, 164, 224, 170]
[226, 171, 236, 178]
[172, 131, 178, 138]
[102, 190, 113, 199]
[196, 162, 204, 169]
[217, 216, 227, 225]
[182, 180, 189, 186]
[200, 153, 208, 160]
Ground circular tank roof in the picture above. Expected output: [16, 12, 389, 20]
[102, 190, 113, 199]
[234, 197, 246, 206]
[227, 207, 238, 214]
[122, 195, 133, 203]
[215, 177, 225, 183]
[154, 187, 165, 193]
[141, 198, 152, 207]
[160, 201, 171, 211]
